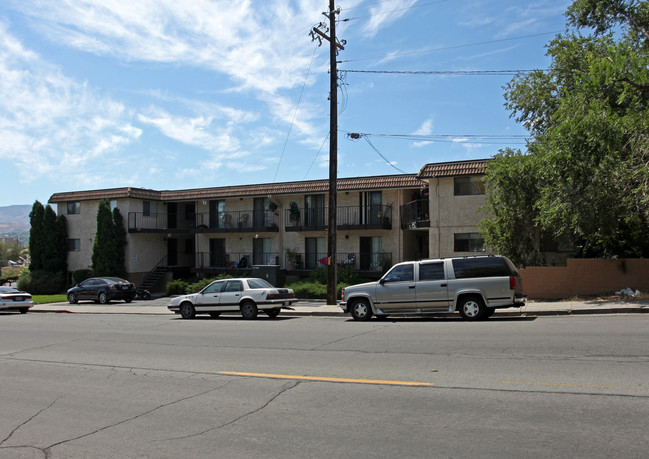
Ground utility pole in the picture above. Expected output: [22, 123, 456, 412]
[312, 0, 343, 305]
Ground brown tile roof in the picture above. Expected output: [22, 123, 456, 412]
[417, 159, 488, 179]
[49, 174, 427, 203]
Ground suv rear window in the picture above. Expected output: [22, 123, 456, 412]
[452, 257, 510, 279]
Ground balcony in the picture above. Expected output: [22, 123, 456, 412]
[286, 252, 393, 273]
[194, 210, 279, 233]
[196, 251, 280, 270]
[127, 211, 279, 233]
[285, 205, 392, 232]
[400, 199, 430, 229]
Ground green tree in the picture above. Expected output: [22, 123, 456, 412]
[42, 205, 58, 273]
[482, 0, 649, 262]
[28, 201, 45, 271]
[112, 208, 127, 278]
[54, 214, 68, 274]
[91, 200, 118, 276]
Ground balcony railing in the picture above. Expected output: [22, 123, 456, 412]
[196, 252, 280, 269]
[285, 205, 392, 231]
[127, 211, 279, 232]
[400, 199, 430, 229]
[286, 252, 392, 272]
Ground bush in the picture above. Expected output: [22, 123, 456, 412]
[72, 269, 93, 285]
[308, 265, 360, 285]
[18, 270, 66, 295]
[166, 279, 189, 296]
[288, 280, 349, 300]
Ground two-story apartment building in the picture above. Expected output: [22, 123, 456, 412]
[48, 159, 488, 289]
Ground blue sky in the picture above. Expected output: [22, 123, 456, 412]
[0, 0, 570, 207]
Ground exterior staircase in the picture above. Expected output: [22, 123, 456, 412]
[139, 256, 168, 292]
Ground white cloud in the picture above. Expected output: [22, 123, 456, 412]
[362, 0, 419, 38]
[0, 22, 140, 184]
[412, 118, 433, 148]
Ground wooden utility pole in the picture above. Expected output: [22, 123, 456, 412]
[326, 0, 338, 306]
[312, 1, 343, 305]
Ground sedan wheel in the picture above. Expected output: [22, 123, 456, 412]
[180, 302, 196, 320]
[240, 301, 258, 320]
[351, 299, 372, 321]
[67, 293, 78, 304]
[98, 292, 109, 304]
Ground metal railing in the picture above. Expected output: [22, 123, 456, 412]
[196, 252, 279, 269]
[286, 252, 393, 272]
[285, 205, 392, 230]
[400, 199, 429, 229]
[195, 210, 279, 231]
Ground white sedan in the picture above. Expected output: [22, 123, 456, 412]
[0, 287, 34, 314]
[168, 278, 297, 320]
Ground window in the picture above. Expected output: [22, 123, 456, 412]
[225, 280, 243, 292]
[204, 281, 225, 294]
[305, 237, 326, 269]
[143, 201, 158, 217]
[454, 176, 485, 196]
[67, 239, 80, 251]
[110, 200, 118, 210]
[452, 257, 510, 279]
[419, 262, 445, 281]
[454, 233, 485, 252]
[383, 264, 414, 282]
[67, 202, 80, 214]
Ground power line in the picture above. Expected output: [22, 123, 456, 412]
[339, 31, 561, 63]
[273, 44, 318, 183]
[341, 69, 541, 76]
[346, 132, 529, 145]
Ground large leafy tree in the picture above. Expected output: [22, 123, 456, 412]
[482, 0, 649, 265]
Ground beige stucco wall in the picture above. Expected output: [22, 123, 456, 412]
[426, 177, 489, 258]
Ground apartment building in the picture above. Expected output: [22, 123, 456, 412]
[48, 159, 488, 288]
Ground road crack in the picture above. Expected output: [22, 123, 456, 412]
[166, 379, 301, 441]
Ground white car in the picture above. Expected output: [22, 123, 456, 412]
[168, 278, 297, 320]
[0, 287, 34, 314]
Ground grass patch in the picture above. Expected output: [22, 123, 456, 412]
[32, 294, 67, 304]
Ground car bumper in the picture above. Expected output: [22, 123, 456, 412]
[0, 301, 34, 311]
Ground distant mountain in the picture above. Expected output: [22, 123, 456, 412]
[0, 205, 31, 245]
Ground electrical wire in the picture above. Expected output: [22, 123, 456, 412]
[339, 31, 561, 63]
[352, 134, 408, 173]
[341, 69, 541, 76]
[273, 44, 319, 183]
[304, 133, 330, 179]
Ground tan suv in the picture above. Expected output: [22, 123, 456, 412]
[339, 255, 525, 321]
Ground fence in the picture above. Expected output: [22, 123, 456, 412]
[519, 258, 649, 299]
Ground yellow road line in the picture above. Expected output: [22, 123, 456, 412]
[219, 371, 433, 387]
[498, 381, 646, 390]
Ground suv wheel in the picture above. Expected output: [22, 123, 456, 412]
[350, 299, 373, 321]
[458, 295, 487, 321]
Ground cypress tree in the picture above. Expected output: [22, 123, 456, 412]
[42, 205, 58, 272]
[113, 208, 127, 278]
[54, 214, 68, 274]
[28, 201, 45, 271]
[91, 200, 118, 276]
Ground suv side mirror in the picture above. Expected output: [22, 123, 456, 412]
[379, 279, 385, 285]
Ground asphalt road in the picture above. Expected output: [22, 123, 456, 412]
[1, 312, 648, 458]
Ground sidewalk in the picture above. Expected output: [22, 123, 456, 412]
[31, 297, 649, 317]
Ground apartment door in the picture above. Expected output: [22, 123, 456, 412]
[359, 237, 382, 271]
[253, 237, 271, 265]
[209, 200, 225, 228]
[209, 238, 226, 267]
[360, 191, 382, 225]
[167, 238, 178, 266]
[253, 197, 269, 227]
[305, 194, 325, 227]
[167, 202, 177, 229]
[305, 237, 326, 269]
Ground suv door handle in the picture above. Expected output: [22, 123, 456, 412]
[441, 283, 447, 287]
[409, 285, 415, 289]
